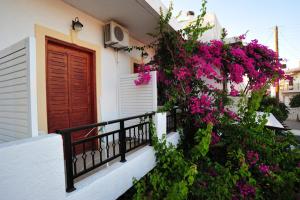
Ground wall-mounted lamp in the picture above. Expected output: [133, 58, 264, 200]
[141, 51, 148, 59]
[72, 17, 83, 31]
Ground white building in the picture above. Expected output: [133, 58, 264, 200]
[177, 11, 223, 42]
[280, 66, 300, 106]
[0, 1, 223, 199]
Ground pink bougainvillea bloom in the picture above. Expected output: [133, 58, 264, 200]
[229, 63, 244, 83]
[259, 164, 270, 175]
[231, 47, 246, 59]
[236, 181, 256, 198]
[189, 95, 211, 114]
[238, 34, 246, 40]
[134, 65, 152, 86]
[246, 151, 259, 166]
[229, 85, 239, 96]
[134, 72, 151, 86]
[225, 109, 239, 120]
[173, 67, 191, 81]
[211, 132, 220, 145]
[196, 67, 204, 79]
[202, 112, 217, 124]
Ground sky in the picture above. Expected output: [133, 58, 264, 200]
[161, 0, 300, 69]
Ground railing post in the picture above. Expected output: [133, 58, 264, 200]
[149, 114, 153, 146]
[119, 120, 127, 162]
[60, 131, 76, 192]
[173, 108, 177, 131]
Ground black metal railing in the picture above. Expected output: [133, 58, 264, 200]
[167, 108, 177, 133]
[56, 112, 155, 192]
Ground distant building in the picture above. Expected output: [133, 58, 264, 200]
[279, 67, 300, 106]
[177, 11, 223, 41]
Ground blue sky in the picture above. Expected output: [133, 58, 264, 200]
[161, 0, 300, 69]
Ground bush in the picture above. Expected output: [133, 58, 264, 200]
[290, 94, 300, 108]
[126, 91, 300, 200]
[123, 1, 299, 199]
[259, 96, 289, 122]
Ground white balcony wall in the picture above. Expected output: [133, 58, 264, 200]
[0, 134, 66, 200]
[0, 37, 38, 143]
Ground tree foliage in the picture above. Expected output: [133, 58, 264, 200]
[259, 96, 289, 122]
[290, 94, 300, 108]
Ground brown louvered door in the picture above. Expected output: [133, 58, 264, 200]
[46, 40, 96, 150]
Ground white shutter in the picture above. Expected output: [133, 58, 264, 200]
[0, 37, 38, 143]
[119, 71, 157, 117]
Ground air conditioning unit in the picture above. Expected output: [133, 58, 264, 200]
[104, 21, 129, 49]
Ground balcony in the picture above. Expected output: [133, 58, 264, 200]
[281, 83, 300, 93]
[57, 110, 178, 192]
[0, 110, 179, 200]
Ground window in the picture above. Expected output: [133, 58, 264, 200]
[289, 78, 294, 86]
[133, 63, 140, 73]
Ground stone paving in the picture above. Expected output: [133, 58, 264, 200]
[284, 120, 300, 141]
[284, 120, 300, 131]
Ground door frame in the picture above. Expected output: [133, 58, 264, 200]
[45, 36, 98, 133]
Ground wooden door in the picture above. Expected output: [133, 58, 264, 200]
[46, 39, 96, 147]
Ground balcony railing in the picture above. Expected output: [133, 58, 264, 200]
[281, 83, 300, 92]
[166, 109, 177, 133]
[56, 112, 155, 192]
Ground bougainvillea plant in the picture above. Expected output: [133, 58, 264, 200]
[133, 1, 289, 152]
[121, 1, 299, 200]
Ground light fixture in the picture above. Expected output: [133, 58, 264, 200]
[72, 17, 83, 31]
[187, 11, 195, 16]
[141, 51, 148, 59]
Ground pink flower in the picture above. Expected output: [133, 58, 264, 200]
[236, 181, 256, 198]
[202, 112, 217, 124]
[134, 64, 152, 86]
[231, 48, 246, 59]
[229, 85, 239, 96]
[211, 132, 220, 145]
[225, 109, 239, 120]
[173, 67, 191, 81]
[229, 64, 244, 83]
[246, 151, 259, 166]
[134, 72, 151, 85]
[238, 34, 246, 40]
[189, 95, 211, 114]
[259, 164, 270, 175]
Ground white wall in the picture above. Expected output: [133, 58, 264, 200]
[0, 37, 38, 143]
[176, 12, 223, 42]
[288, 107, 300, 120]
[0, 134, 66, 200]
[0, 0, 148, 127]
